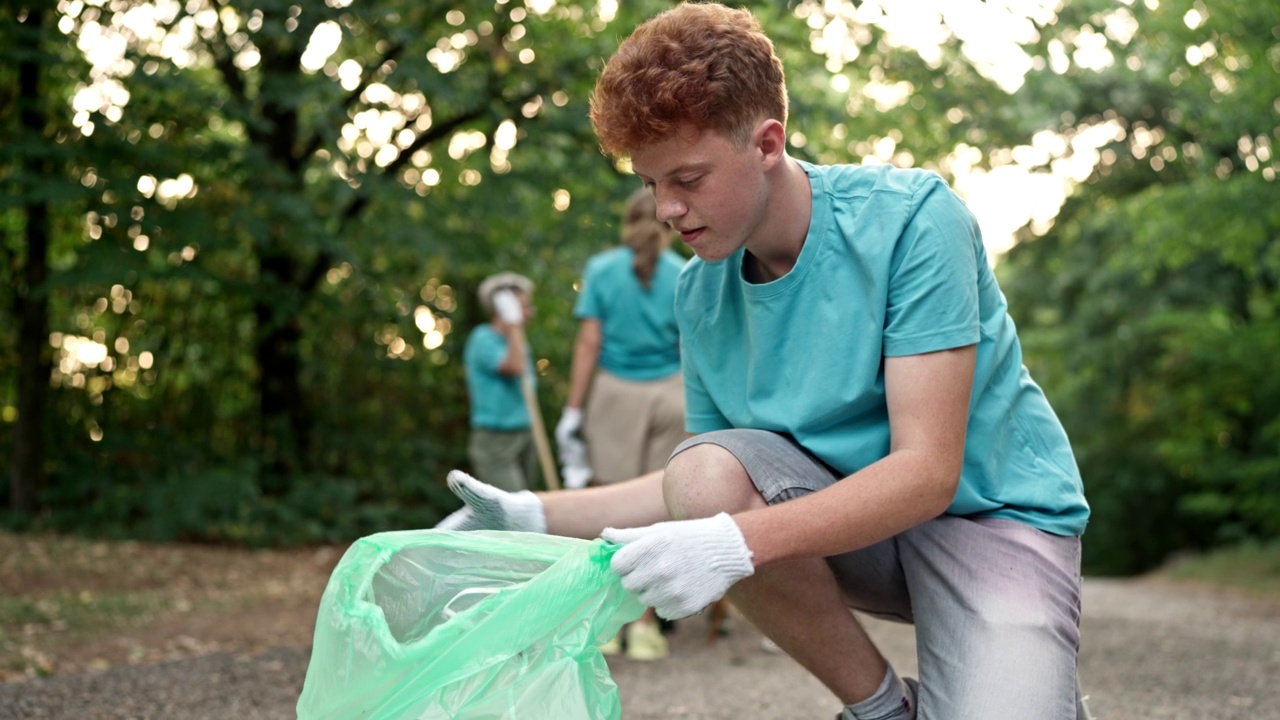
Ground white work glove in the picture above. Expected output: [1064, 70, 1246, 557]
[602, 512, 754, 620]
[562, 462, 592, 490]
[554, 407, 583, 447]
[434, 470, 546, 533]
[560, 437, 592, 489]
[555, 407, 592, 489]
[492, 289, 523, 325]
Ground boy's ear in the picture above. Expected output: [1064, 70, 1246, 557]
[755, 118, 787, 170]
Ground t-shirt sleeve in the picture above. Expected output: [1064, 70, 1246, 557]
[573, 259, 604, 320]
[472, 330, 509, 372]
[681, 340, 730, 433]
[883, 180, 982, 357]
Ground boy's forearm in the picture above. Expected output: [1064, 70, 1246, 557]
[734, 449, 958, 568]
[540, 470, 668, 537]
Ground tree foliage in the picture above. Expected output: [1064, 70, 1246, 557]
[1000, 0, 1280, 573]
[4, 0, 1012, 545]
[3, 0, 673, 542]
[1, 0, 97, 513]
[4, 0, 1274, 571]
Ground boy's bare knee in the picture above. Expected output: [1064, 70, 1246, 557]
[663, 443, 766, 521]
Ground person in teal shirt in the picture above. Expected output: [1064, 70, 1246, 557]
[439, 4, 1092, 719]
[554, 187, 688, 661]
[556, 187, 687, 486]
[462, 272, 537, 493]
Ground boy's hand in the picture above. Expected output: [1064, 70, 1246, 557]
[434, 470, 546, 533]
[602, 513, 754, 619]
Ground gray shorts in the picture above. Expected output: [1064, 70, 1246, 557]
[671, 429, 1084, 719]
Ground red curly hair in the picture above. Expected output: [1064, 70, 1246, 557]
[589, 3, 788, 158]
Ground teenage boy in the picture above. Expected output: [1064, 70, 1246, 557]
[439, 4, 1089, 719]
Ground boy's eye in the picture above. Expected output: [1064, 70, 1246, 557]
[677, 176, 702, 189]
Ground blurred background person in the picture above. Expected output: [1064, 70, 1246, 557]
[555, 187, 688, 661]
[463, 272, 537, 493]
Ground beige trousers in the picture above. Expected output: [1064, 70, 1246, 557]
[584, 371, 686, 483]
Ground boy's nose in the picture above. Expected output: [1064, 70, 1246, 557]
[654, 192, 687, 223]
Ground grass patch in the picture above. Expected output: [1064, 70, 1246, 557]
[0, 590, 172, 636]
[1160, 541, 1280, 602]
[0, 530, 343, 680]
[0, 589, 175, 678]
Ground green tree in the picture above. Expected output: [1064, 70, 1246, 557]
[1001, 0, 1280, 572]
[11, 0, 1177, 550]
[0, 1, 98, 513]
[35, 0, 666, 498]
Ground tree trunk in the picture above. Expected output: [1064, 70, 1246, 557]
[10, 4, 50, 513]
[255, 253, 309, 493]
[248, 42, 314, 494]
[12, 204, 50, 513]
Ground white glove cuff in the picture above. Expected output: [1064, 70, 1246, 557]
[704, 512, 755, 578]
[509, 490, 548, 534]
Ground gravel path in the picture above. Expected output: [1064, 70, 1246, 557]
[3, 577, 1277, 719]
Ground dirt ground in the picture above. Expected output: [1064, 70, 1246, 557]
[0, 531, 344, 681]
[4, 531, 1280, 720]
[3, 529, 1277, 697]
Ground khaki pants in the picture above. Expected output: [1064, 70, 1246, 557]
[467, 427, 536, 492]
[584, 371, 686, 483]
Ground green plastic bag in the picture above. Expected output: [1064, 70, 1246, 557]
[296, 529, 644, 720]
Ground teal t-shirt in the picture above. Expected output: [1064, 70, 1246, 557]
[573, 246, 686, 381]
[676, 161, 1089, 537]
[463, 324, 532, 430]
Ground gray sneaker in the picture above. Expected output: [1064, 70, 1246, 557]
[835, 677, 918, 720]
